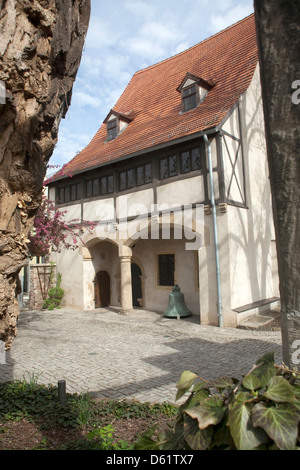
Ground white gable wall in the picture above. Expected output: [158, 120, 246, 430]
[223, 64, 279, 320]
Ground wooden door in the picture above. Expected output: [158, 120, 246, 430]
[94, 271, 110, 308]
[131, 263, 142, 307]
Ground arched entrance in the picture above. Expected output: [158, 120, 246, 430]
[131, 263, 142, 307]
[94, 271, 110, 308]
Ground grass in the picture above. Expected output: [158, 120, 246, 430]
[0, 377, 178, 450]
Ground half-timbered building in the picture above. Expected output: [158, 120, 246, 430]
[47, 14, 279, 327]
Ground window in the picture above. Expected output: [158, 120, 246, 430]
[58, 183, 82, 204]
[119, 164, 152, 191]
[157, 254, 175, 287]
[107, 119, 117, 141]
[58, 187, 65, 204]
[71, 183, 82, 201]
[86, 178, 100, 198]
[119, 170, 134, 191]
[160, 155, 178, 179]
[181, 147, 201, 173]
[136, 163, 152, 186]
[182, 84, 198, 112]
[101, 175, 114, 195]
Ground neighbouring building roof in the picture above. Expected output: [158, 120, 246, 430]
[55, 13, 258, 178]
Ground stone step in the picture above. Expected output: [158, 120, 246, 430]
[237, 308, 281, 331]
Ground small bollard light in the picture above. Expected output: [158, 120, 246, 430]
[58, 380, 66, 407]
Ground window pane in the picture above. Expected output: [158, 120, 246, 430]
[71, 184, 77, 201]
[93, 178, 99, 196]
[136, 166, 144, 186]
[181, 151, 191, 173]
[127, 169, 134, 188]
[160, 158, 168, 179]
[59, 188, 64, 204]
[86, 180, 93, 198]
[184, 94, 197, 111]
[64, 186, 70, 203]
[107, 175, 114, 193]
[119, 171, 126, 191]
[100, 177, 107, 194]
[169, 155, 177, 176]
[191, 148, 201, 170]
[183, 85, 196, 97]
[145, 163, 152, 183]
[158, 254, 175, 286]
[76, 183, 82, 200]
[107, 119, 117, 141]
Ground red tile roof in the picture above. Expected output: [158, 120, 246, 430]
[58, 14, 258, 177]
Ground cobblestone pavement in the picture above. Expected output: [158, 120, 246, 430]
[0, 307, 283, 403]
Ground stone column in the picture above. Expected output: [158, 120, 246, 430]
[120, 255, 133, 315]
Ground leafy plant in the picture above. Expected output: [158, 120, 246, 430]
[43, 270, 64, 310]
[60, 425, 133, 450]
[134, 352, 300, 451]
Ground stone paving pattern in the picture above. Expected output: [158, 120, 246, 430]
[0, 308, 282, 403]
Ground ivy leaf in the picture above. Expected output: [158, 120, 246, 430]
[227, 402, 267, 450]
[242, 373, 262, 391]
[176, 371, 198, 401]
[256, 352, 275, 365]
[209, 376, 237, 390]
[235, 391, 253, 404]
[263, 376, 296, 403]
[185, 396, 225, 430]
[252, 352, 277, 387]
[183, 414, 213, 450]
[252, 402, 300, 450]
[180, 389, 209, 412]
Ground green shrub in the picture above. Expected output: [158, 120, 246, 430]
[43, 272, 64, 310]
[134, 352, 300, 450]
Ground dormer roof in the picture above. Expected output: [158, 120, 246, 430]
[176, 73, 214, 93]
[103, 109, 134, 125]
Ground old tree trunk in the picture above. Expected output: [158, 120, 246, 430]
[254, 1, 300, 368]
[0, 0, 90, 348]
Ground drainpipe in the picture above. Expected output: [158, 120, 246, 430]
[203, 133, 224, 328]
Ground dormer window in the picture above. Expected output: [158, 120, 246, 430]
[182, 84, 198, 112]
[107, 118, 117, 141]
[104, 110, 134, 142]
[177, 73, 214, 113]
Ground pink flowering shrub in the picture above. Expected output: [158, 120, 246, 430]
[28, 195, 96, 258]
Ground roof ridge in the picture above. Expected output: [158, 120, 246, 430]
[134, 13, 254, 76]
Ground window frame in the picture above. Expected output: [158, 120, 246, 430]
[159, 155, 178, 180]
[181, 84, 198, 112]
[107, 118, 118, 141]
[118, 163, 152, 191]
[156, 252, 176, 289]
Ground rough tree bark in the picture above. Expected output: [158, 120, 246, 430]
[254, 1, 300, 368]
[0, 0, 91, 348]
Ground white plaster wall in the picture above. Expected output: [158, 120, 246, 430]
[83, 197, 115, 222]
[61, 203, 81, 223]
[51, 248, 84, 309]
[222, 107, 245, 204]
[117, 188, 154, 219]
[132, 237, 200, 315]
[224, 64, 279, 312]
[48, 187, 56, 202]
[157, 175, 204, 208]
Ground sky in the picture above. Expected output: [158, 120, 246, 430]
[49, 0, 254, 172]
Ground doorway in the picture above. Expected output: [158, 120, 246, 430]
[131, 263, 142, 307]
[94, 271, 110, 308]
